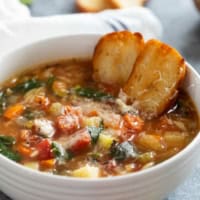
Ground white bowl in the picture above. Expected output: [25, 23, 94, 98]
[0, 34, 200, 200]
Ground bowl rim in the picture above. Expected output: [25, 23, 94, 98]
[0, 33, 200, 183]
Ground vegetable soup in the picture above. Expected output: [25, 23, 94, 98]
[0, 59, 199, 178]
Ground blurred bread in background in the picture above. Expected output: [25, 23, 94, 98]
[194, 0, 200, 10]
[76, 0, 114, 12]
[110, 0, 147, 8]
[76, 0, 147, 12]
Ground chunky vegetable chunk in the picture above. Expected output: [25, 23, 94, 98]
[0, 58, 198, 178]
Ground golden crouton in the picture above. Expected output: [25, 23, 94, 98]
[124, 39, 186, 119]
[76, 0, 114, 12]
[93, 31, 144, 86]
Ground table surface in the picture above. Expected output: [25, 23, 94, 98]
[1, 0, 200, 199]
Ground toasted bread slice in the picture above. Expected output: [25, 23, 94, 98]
[76, 0, 114, 12]
[93, 31, 144, 86]
[124, 39, 186, 119]
[110, 0, 147, 8]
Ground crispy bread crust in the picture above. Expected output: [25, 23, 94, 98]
[124, 39, 186, 119]
[93, 31, 144, 86]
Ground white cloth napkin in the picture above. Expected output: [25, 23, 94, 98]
[0, 0, 162, 57]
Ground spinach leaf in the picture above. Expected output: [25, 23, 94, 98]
[0, 135, 15, 146]
[12, 79, 43, 93]
[0, 135, 21, 162]
[51, 142, 73, 161]
[87, 121, 104, 144]
[74, 87, 113, 100]
[51, 142, 62, 157]
[111, 141, 138, 161]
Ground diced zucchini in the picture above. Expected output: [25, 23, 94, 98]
[72, 165, 99, 178]
[98, 133, 114, 150]
[83, 116, 102, 127]
[24, 161, 39, 170]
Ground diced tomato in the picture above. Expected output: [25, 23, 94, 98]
[64, 128, 91, 153]
[36, 139, 52, 160]
[56, 105, 82, 135]
[123, 113, 144, 133]
[56, 114, 80, 135]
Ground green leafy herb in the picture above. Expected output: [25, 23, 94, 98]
[20, 0, 33, 6]
[0, 136, 15, 146]
[111, 141, 138, 161]
[46, 76, 55, 88]
[51, 142, 62, 157]
[74, 87, 113, 100]
[51, 142, 73, 161]
[12, 79, 43, 93]
[87, 121, 104, 144]
[0, 135, 21, 162]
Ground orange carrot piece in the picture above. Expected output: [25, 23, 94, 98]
[39, 159, 56, 169]
[17, 144, 32, 157]
[4, 104, 24, 119]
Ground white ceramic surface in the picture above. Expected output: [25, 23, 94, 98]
[0, 34, 199, 200]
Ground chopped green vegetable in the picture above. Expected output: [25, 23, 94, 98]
[51, 142, 62, 157]
[0, 135, 15, 146]
[111, 141, 138, 161]
[87, 121, 104, 144]
[0, 135, 21, 162]
[20, 0, 33, 6]
[51, 142, 73, 161]
[88, 152, 102, 161]
[74, 87, 113, 100]
[12, 79, 43, 93]
[46, 76, 55, 88]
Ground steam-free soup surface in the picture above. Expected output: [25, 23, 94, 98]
[0, 59, 199, 178]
